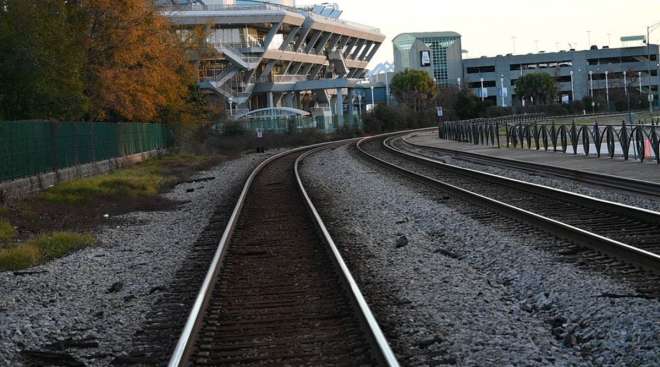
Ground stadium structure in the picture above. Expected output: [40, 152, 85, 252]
[155, 0, 385, 128]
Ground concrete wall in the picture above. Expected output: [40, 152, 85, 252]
[0, 150, 166, 203]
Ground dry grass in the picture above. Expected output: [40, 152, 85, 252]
[39, 154, 221, 204]
[0, 232, 95, 272]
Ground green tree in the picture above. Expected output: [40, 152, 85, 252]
[515, 73, 558, 105]
[391, 69, 437, 112]
[454, 89, 488, 120]
[0, 0, 88, 120]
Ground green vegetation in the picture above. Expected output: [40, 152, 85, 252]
[515, 73, 559, 105]
[33, 232, 95, 260]
[0, 243, 42, 271]
[0, 0, 199, 124]
[0, 220, 16, 242]
[0, 232, 95, 271]
[391, 69, 438, 112]
[40, 154, 216, 204]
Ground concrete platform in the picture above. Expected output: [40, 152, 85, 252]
[405, 130, 660, 184]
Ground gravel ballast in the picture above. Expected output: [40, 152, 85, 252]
[0, 153, 269, 366]
[301, 144, 660, 366]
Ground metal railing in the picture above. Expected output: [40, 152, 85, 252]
[440, 117, 660, 164]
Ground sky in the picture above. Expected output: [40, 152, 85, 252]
[298, 0, 660, 67]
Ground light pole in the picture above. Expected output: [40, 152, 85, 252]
[228, 97, 234, 117]
[384, 71, 390, 106]
[357, 93, 363, 118]
[647, 21, 660, 112]
[480, 77, 485, 102]
[639, 71, 643, 93]
[370, 86, 375, 111]
[500, 75, 506, 107]
[570, 70, 575, 102]
[589, 71, 595, 113]
[605, 71, 610, 111]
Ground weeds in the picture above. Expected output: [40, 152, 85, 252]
[0, 220, 16, 242]
[0, 244, 42, 271]
[39, 154, 219, 204]
[0, 232, 95, 271]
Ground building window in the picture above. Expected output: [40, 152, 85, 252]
[467, 66, 495, 74]
[468, 80, 496, 88]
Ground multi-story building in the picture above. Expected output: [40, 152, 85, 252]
[463, 45, 660, 108]
[392, 32, 463, 87]
[155, 0, 385, 124]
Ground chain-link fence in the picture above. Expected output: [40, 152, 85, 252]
[0, 121, 172, 182]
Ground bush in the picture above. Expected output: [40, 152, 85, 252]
[223, 121, 247, 136]
[0, 220, 16, 243]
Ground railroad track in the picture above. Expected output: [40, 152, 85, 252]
[168, 143, 398, 367]
[401, 129, 660, 197]
[356, 132, 660, 275]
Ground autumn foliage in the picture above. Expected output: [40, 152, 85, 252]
[0, 0, 198, 123]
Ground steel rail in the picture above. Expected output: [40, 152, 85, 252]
[295, 146, 400, 367]
[356, 132, 660, 274]
[168, 139, 398, 367]
[401, 130, 660, 197]
[387, 135, 660, 226]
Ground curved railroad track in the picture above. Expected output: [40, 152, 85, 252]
[169, 143, 398, 367]
[356, 132, 660, 275]
[401, 129, 660, 197]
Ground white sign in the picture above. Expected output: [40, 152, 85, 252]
[256, 128, 264, 138]
[436, 106, 444, 117]
[478, 88, 488, 98]
[420, 50, 432, 67]
[561, 95, 570, 104]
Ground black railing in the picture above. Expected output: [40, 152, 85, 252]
[440, 117, 660, 164]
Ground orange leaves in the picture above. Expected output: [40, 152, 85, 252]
[84, 0, 195, 122]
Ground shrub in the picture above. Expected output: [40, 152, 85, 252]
[0, 220, 16, 243]
[223, 121, 247, 136]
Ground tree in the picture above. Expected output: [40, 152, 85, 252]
[82, 0, 196, 122]
[0, 0, 88, 120]
[515, 73, 558, 105]
[391, 69, 437, 112]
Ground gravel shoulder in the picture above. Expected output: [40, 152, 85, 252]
[301, 144, 660, 367]
[0, 152, 271, 366]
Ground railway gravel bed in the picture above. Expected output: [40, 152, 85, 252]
[0, 152, 272, 367]
[400, 135, 660, 212]
[301, 144, 660, 367]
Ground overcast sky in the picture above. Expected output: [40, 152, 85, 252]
[298, 0, 660, 67]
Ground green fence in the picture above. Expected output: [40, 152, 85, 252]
[0, 121, 171, 182]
